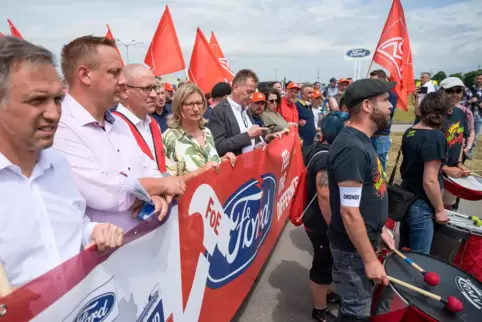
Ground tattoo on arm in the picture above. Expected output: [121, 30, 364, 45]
[318, 170, 329, 189]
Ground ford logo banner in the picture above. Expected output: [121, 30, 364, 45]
[345, 48, 371, 59]
[206, 173, 277, 289]
[73, 292, 116, 322]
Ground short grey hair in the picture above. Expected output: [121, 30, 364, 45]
[0, 36, 55, 105]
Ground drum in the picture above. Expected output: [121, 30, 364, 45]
[371, 252, 482, 322]
[431, 211, 482, 281]
[444, 175, 482, 201]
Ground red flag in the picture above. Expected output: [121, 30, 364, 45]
[0, 32, 3, 37]
[144, 5, 185, 76]
[7, 19, 23, 39]
[209, 32, 234, 84]
[188, 28, 227, 94]
[371, 0, 415, 112]
[105, 24, 125, 67]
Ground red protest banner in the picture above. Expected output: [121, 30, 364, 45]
[0, 129, 303, 322]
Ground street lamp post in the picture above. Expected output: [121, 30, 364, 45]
[115, 39, 143, 64]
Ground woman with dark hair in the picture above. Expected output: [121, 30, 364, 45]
[259, 88, 289, 132]
[399, 91, 450, 254]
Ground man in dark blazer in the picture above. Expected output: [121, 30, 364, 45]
[207, 69, 268, 156]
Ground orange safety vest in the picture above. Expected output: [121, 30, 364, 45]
[113, 111, 166, 172]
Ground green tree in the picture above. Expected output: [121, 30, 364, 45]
[449, 72, 464, 79]
[432, 71, 446, 83]
[462, 69, 482, 87]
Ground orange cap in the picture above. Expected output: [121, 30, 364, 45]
[313, 89, 322, 98]
[287, 82, 301, 90]
[164, 82, 174, 92]
[251, 92, 266, 103]
[337, 78, 349, 85]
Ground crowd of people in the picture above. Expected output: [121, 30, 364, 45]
[0, 33, 481, 322]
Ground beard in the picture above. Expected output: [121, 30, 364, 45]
[370, 106, 390, 131]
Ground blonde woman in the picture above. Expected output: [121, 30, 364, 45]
[163, 84, 236, 179]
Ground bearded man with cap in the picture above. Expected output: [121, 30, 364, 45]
[327, 79, 395, 321]
[248, 92, 289, 142]
[279, 82, 301, 126]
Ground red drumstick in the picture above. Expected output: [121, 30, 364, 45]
[388, 276, 463, 313]
[388, 247, 440, 286]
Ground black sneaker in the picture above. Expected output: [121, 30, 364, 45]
[326, 292, 341, 303]
[312, 308, 337, 322]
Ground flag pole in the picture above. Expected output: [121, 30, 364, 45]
[184, 68, 190, 81]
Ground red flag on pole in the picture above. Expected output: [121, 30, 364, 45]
[371, 0, 415, 112]
[209, 32, 234, 84]
[188, 28, 227, 94]
[144, 5, 186, 76]
[7, 19, 23, 39]
[105, 24, 125, 67]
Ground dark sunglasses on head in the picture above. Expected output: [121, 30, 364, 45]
[445, 88, 464, 94]
[268, 99, 277, 104]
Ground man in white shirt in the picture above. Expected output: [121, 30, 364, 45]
[414, 72, 436, 115]
[53, 36, 185, 231]
[207, 69, 267, 156]
[113, 64, 166, 172]
[0, 36, 124, 288]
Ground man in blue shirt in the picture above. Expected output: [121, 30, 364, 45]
[296, 84, 316, 163]
[369, 70, 397, 172]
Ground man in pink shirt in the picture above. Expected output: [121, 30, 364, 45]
[53, 36, 185, 231]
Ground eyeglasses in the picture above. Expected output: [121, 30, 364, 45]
[127, 85, 159, 94]
[268, 99, 277, 104]
[183, 101, 204, 109]
[445, 88, 464, 94]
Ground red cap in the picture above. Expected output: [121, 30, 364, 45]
[164, 82, 174, 92]
[287, 82, 301, 90]
[313, 89, 322, 98]
[337, 78, 349, 85]
[251, 92, 266, 103]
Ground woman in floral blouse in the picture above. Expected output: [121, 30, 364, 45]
[163, 83, 236, 179]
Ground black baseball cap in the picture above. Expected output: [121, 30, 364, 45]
[344, 79, 396, 109]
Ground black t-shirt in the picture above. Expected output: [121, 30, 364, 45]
[442, 108, 468, 166]
[400, 128, 447, 203]
[303, 143, 330, 233]
[327, 127, 388, 252]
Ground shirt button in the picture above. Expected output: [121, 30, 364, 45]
[117, 149, 120, 152]
[128, 167, 131, 171]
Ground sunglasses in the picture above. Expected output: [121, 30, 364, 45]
[445, 88, 464, 94]
[268, 99, 277, 104]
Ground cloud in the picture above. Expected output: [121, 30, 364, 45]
[2, 0, 480, 82]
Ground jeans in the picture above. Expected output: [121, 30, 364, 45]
[331, 245, 373, 320]
[371, 136, 391, 173]
[399, 199, 434, 254]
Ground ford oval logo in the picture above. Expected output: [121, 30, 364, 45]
[74, 292, 116, 322]
[455, 277, 482, 309]
[206, 173, 277, 289]
[346, 48, 371, 58]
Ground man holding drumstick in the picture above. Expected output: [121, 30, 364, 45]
[327, 79, 395, 321]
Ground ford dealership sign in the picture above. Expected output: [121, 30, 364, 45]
[344, 48, 372, 61]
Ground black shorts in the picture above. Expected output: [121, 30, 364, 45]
[305, 228, 333, 285]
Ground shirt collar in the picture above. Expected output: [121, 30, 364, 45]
[227, 96, 245, 111]
[0, 149, 57, 175]
[116, 104, 151, 126]
[62, 93, 116, 127]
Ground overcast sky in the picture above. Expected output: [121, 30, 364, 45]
[2, 0, 481, 82]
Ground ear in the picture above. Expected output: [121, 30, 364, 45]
[361, 99, 372, 113]
[77, 65, 91, 86]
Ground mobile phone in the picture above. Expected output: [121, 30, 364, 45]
[420, 86, 428, 94]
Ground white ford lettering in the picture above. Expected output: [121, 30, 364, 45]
[339, 186, 362, 207]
